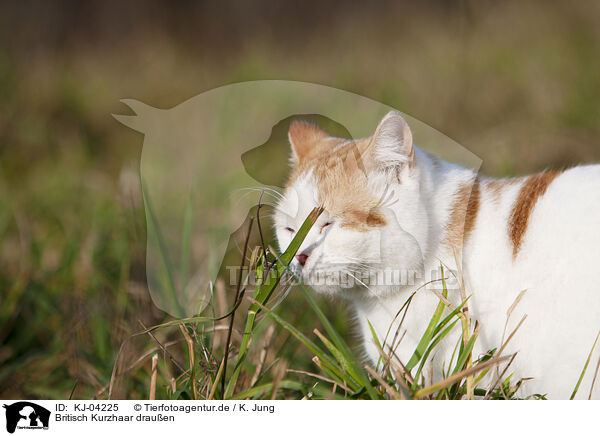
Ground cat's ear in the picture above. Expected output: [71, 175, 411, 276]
[368, 111, 414, 173]
[288, 121, 330, 164]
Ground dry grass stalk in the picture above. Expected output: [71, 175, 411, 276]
[140, 321, 185, 373]
[270, 359, 288, 400]
[149, 353, 158, 400]
[249, 324, 276, 387]
[287, 369, 352, 393]
[364, 365, 402, 400]
[372, 340, 411, 396]
[484, 353, 518, 400]
[179, 324, 197, 400]
[208, 357, 226, 400]
[450, 250, 474, 399]
[414, 354, 512, 399]
[212, 278, 228, 350]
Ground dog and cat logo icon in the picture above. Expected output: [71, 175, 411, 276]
[2, 402, 50, 433]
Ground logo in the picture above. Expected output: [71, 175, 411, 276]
[2, 402, 50, 434]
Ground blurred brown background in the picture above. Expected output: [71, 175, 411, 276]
[2, 0, 599, 177]
[0, 0, 598, 399]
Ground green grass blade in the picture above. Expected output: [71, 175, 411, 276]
[254, 300, 350, 388]
[298, 284, 380, 399]
[233, 380, 347, 400]
[180, 189, 193, 290]
[280, 207, 324, 263]
[413, 319, 459, 388]
[313, 329, 362, 389]
[138, 316, 214, 333]
[224, 207, 323, 398]
[452, 328, 479, 375]
[251, 206, 323, 310]
[136, 290, 248, 335]
[406, 284, 448, 372]
[272, 247, 380, 399]
[141, 178, 185, 317]
[367, 320, 385, 370]
[432, 297, 469, 338]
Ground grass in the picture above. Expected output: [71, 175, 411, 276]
[1, 127, 597, 400]
[1, 107, 597, 403]
[2, 1, 600, 400]
[85, 190, 547, 400]
[88, 185, 600, 399]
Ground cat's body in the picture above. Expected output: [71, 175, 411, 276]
[274, 112, 600, 399]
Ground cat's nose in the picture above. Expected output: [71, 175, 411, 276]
[295, 253, 309, 267]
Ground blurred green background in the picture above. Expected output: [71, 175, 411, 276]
[0, 0, 599, 399]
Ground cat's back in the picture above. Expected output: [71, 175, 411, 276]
[502, 164, 600, 294]
[471, 164, 600, 270]
[470, 165, 600, 398]
[543, 164, 600, 205]
[523, 164, 600, 254]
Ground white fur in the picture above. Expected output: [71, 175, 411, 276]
[274, 117, 600, 399]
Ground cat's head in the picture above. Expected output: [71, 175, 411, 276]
[274, 111, 429, 299]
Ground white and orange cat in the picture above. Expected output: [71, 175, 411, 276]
[274, 111, 600, 399]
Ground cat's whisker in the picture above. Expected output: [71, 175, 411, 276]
[269, 280, 295, 309]
[346, 271, 396, 317]
[264, 211, 283, 220]
[384, 198, 399, 208]
[271, 206, 294, 217]
[236, 186, 284, 198]
[237, 186, 285, 202]
[260, 186, 286, 201]
[232, 188, 284, 209]
[330, 254, 379, 262]
[333, 260, 380, 269]
[377, 185, 390, 206]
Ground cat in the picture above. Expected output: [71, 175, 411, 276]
[274, 111, 600, 399]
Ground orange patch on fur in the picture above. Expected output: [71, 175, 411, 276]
[445, 177, 481, 250]
[314, 139, 387, 231]
[509, 171, 561, 258]
[287, 134, 387, 231]
[484, 178, 522, 203]
[286, 118, 417, 232]
[288, 121, 332, 162]
[340, 209, 387, 232]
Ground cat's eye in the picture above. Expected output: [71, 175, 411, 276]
[284, 227, 295, 233]
[320, 221, 333, 234]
